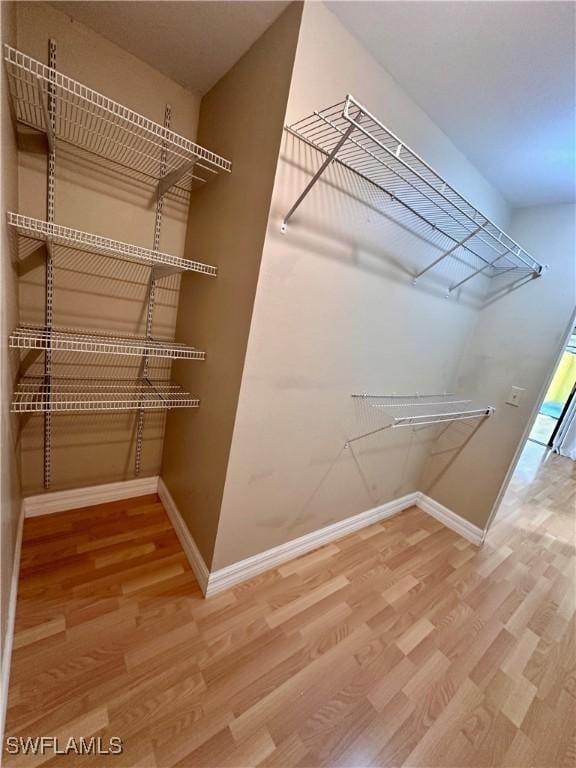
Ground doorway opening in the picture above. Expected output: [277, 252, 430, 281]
[528, 328, 576, 447]
[484, 312, 576, 540]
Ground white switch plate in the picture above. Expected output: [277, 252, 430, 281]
[506, 386, 524, 407]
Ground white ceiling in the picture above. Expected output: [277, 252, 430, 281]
[327, 1, 576, 208]
[51, 1, 574, 208]
[51, 1, 290, 95]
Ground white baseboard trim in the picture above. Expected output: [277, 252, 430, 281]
[16, 478, 484, 602]
[416, 493, 484, 546]
[205, 492, 421, 596]
[0, 507, 24, 749]
[22, 476, 160, 517]
[157, 478, 210, 595]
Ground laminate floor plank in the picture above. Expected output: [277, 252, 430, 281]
[4, 443, 574, 767]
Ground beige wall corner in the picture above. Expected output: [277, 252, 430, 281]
[421, 203, 576, 529]
[1, 0, 22, 670]
[161, 3, 304, 568]
[210, 2, 513, 571]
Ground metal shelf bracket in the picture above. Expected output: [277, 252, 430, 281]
[281, 121, 357, 233]
[156, 157, 198, 200]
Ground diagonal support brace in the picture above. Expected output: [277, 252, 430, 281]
[413, 226, 482, 283]
[345, 422, 393, 447]
[156, 157, 197, 200]
[281, 121, 357, 233]
[448, 247, 516, 294]
[36, 76, 55, 154]
[150, 264, 181, 282]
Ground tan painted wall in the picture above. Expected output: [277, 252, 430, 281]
[211, 2, 512, 569]
[14, 3, 202, 493]
[161, 3, 303, 567]
[1, 0, 21, 667]
[422, 203, 576, 528]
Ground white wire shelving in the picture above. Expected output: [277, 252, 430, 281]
[6, 41, 229, 486]
[347, 393, 495, 445]
[7, 213, 218, 277]
[11, 377, 199, 413]
[4, 44, 231, 195]
[283, 95, 545, 293]
[9, 325, 205, 360]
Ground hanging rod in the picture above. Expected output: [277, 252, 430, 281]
[283, 95, 545, 292]
[347, 392, 495, 445]
[352, 392, 456, 400]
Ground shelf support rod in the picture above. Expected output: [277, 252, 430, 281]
[43, 38, 56, 490]
[412, 226, 482, 282]
[394, 408, 494, 428]
[156, 156, 197, 200]
[281, 122, 356, 233]
[448, 248, 516, 294]
[345, 422, 393, 447]
[135, 103, 171, 476]
[346, 407, 494, 445]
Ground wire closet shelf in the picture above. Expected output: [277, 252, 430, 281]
[7, 213, 217, 277]
[12, 378, 199, 413]
[4, 44, 231, 194]
[347, 393, 495, 445]
[10, 325, 205, 360]
[284, 95, 545, 293]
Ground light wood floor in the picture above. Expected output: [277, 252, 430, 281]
[4, 444, 575, 767]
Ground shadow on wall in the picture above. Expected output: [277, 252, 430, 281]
[420, 417, 489, 494]
[18, 410, 167, 490]
[16, 122, 191, 204]
[303, 407, 489, 518]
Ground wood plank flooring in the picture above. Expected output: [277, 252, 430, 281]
[4, 443, 575, 767]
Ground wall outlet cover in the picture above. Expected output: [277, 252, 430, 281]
[506, 386, 525, 407]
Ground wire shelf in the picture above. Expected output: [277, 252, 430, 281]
[9, 325, 205, 360]
[4, 44, 231, 194]
[7, 213, 217, 277]
[285, 95, 544, 291]
[12, 377, 199, 413]
[348, 393, 494, 444]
